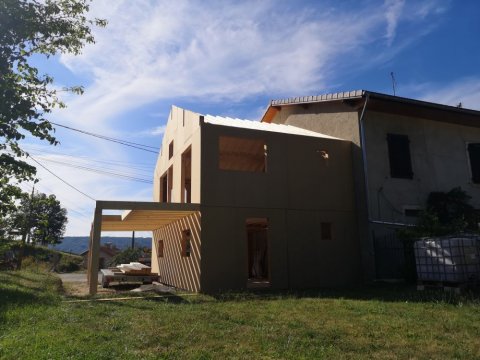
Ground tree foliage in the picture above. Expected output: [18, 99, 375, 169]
[0, 0, 106, 215]
[108, 248, 143, 267]
[14, 192, 68, 245]
[401, 187, 479, 239]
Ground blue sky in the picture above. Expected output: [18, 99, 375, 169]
[21, 0, 480, 235]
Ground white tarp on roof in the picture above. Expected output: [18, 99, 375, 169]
[204, 114, 343, 140]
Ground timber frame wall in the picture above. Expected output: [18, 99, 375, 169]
[87, 201, 200, 295]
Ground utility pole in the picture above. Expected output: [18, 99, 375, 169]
[26, 185, 35, 244]
[131, 231, 135, 249]
[18, 185, 35, 269]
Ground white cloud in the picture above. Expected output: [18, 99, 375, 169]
[417, 78, 480, 110]
[384, 0, 406, 45]
[56, 0, 442, 129]
[38, 0, 447, 236]
[149, 125, 167, 136]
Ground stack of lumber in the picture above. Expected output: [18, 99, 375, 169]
[117, 262, 151, 275]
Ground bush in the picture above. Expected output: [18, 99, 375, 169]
[108, 247, 143, 266]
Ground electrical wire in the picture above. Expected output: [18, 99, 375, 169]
[50, 121, 160, 153]
[23, 145, 155, 170]
[28, 155, 96, 201]
[35, 157, 153, 184]
[20, 182, 93, 220]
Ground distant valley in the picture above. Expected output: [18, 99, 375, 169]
[49, 236, 152, 255]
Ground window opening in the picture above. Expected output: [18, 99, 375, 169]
[181, 147, 192, 203]
[160, 172, 168, 203]
[387, 134, 413, 179]
[320, 222, 333, 240]
[181, 230, 191, 257]
[167, 166, 173, 202]
[157, 240, 164, 257]
[219, 136, 267, 172]
[467, 143, 480, 183]
[169, 140, 174, 159]
[404, 208, 421, 217]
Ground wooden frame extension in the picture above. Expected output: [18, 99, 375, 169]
[87, 200, 200, 295]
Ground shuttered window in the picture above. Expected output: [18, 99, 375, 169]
[468, 143, 480, 183]
[387, 134, 413, 179]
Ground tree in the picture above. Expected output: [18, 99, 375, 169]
[400, 187, 480, 239]
[15, 191, 68, 246]
[0, 0, 106, 215]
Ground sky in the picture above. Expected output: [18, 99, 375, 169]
[19, 0, 480, 236]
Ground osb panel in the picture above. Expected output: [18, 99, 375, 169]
[153, 211, 201, 292]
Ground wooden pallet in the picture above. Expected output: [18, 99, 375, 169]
[117, 262, 151, 275]
[417, 280, 468, 294]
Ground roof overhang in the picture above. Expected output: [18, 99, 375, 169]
[96, 201, 200, 232]
[261, 90, 480, 127]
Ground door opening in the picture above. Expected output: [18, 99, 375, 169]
[246, 218, 270, 287]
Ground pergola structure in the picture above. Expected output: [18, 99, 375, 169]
[87, 200, 200, 295]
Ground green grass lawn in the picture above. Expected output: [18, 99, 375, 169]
[0, 270, 479, 359]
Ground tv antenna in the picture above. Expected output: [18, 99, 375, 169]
[390, 72, 397, 96]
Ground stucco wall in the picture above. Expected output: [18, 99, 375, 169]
[364, 111, 480, 224]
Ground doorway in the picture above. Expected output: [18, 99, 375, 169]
[246, 218, 269, 285]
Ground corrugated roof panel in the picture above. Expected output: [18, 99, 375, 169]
[204, 115, 343, 140]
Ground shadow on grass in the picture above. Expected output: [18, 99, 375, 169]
[0, 271, 61, 331]
[212, 283, 480, 305]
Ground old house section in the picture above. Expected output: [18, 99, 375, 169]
[262, 90, 480, 280]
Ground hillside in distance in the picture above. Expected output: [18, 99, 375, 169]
[49, 236, 152, 255]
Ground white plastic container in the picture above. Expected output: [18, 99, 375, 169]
[414, 237, 480, 283]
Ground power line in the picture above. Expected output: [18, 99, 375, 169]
[35, 157, 153, 184]
[28, 155, 96, 202]
[23, 145, 155, 170]
[5, 149, 153, 183]
[21, 181, 93, 220]
[50, 121, 160, 154]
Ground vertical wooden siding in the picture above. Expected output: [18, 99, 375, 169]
[153, 211, 201, 292]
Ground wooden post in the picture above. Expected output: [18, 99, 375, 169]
[87, 223, 93, 286]
[88, 206, 102, 295]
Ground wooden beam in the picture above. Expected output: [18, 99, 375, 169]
[95, 200, 200, 211]
[88, 206, 102, 295]
[261, 106, 280, 123]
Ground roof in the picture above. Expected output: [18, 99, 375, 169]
[262, 90, 480, 123]
[270, 90, 365, 106]
[204, 114, 342, 140]
[80, 246, 119, 257]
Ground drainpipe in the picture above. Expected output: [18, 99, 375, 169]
[359, 94, 372, 223]
[359, 94, 413, 228]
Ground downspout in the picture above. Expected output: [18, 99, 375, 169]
[358, 94, 372, 223]
[359, 94, 416, 228]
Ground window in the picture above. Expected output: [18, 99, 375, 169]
[468, 143, 480, 183]
[219, 136, 267, 172]
[169, 140, 174, 159]
[160, 173, 168, 203]
[404, 208, 421, 217]
[181, 230, 191, 257]
[159, 166, 173, 203]
[157, 240, 164, 257]
[387, 134, 413, 179]
[181, 147, 192, 203]
[320, 222, 332, 240]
